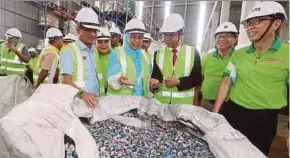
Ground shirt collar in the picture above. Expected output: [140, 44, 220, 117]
[76, 39, 96, 51]
[246, 36, 282, 54]
[48, 44, 59, 51]
[213, 48, 235, 58]
[168, 44, 182, 52]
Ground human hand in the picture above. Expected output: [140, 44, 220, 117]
[164, 77, 180, 88]
[81, 92, 99, 108]
[118, 76, 134, 86]
[149, 78, 161, 89]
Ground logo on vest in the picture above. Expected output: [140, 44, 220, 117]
[265, 58, 283, 62]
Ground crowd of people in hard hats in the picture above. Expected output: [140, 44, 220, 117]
[0, 1, 288, 156]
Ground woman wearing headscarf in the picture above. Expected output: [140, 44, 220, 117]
[107, 19, 151, 96]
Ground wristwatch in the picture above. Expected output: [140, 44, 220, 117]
[74, 90, 86, 99]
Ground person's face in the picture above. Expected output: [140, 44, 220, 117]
[97, 39, 110, 55]
[243, 16, 282, 42]
[54, 37, 64, 49]
[110, 33, 120, 47]
[63, 41, 70, 45]
[79, 26, 98, 45]
[142, 40, 151, 51]
[8, 37, 20, 44]
[163, 32, 180, 48]
[215, 33, 237, 50]
[129, 33, 143, 50]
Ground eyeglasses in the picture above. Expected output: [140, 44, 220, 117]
[215, 34, 235, 40]
[97, 40, 110, 44]
[242, 17, 273, 28]
[163, 32, 179, 37]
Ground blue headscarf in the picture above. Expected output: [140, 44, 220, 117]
[123, 33, 143, 96]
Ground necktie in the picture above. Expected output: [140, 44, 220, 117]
[172, 49, 177, 66]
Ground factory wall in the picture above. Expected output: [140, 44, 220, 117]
[0, 1, 40, 47]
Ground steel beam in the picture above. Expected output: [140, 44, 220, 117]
[220, 1, 230, 23]
[237, 1, 260, 46]
[144, 1, 215, 8]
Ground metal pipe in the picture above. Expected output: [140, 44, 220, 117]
[220, 1, 231, 23]
[145, 1, 215, 8]
[150, 1, 154, 33]
[183, 1, 188, 25]
[202, 1, 218, 43]
[44, 1, 47, 38]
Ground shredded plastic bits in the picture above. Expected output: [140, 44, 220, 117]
[65, 109, 215, 158]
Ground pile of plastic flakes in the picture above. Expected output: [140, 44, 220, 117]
[86, 109, 215, 158]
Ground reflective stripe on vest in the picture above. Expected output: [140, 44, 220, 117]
[70, 43, 85, 89]
[35, 45, 59, 84]
[158, 45, 192, 76]
[119, 47, 127, 76]
[0, 42, 25, 74]
[158, 91, 194, 98]
[107, 47, 150, 96]
[155, 45, 196, 104]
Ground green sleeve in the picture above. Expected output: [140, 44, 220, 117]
[201, 54, 207, 76]
[222, 54, 236, 78]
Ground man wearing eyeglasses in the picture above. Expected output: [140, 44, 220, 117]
[35, 28, 63, 87]
[95, 28, 112, 96]
[194, 22, 238, 111]
[150, 13, 202, 105]
[60, 8, 100, 109]
[213, 1, 289, 155]
[109, 27, 122, 49]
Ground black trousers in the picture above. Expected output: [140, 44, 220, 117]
[25, 70, 34, 85]
[221, 100, 279, 156]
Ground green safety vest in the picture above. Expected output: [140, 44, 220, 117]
[95, 51, 110, 96]
[154, 45, 195, 105]
[107, 47, 151, 97]
[28, 57, 39, 84]
[0, 42, 26, 75]
[35, 45, 59, 85]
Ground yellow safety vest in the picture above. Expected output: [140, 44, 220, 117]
[0, 42, 26, 75]
[154, 45, 195, 104]
[35, 45, 59, 85]
[107, 47, 151, 96]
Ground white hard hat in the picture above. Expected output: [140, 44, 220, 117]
[143, 33, 153, 42]
[242, 1, 287, 23]
[214, 22, 239, 37]
[109, 27, 122, 35]
[37, 45, 44, 51]
[75, 7, 100, 30]
[46, 28, 63, 40]
[97, 27, 111, 40]
[124, 19, 146, 34]
[28, 47, 36, 52]
[160, 13, 185, 33]
[5, 28, 22, 38]
[63, 33, 77, 42]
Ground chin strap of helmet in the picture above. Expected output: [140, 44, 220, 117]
[254, 19, 275, 43]
[175, 29, 184, 48]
